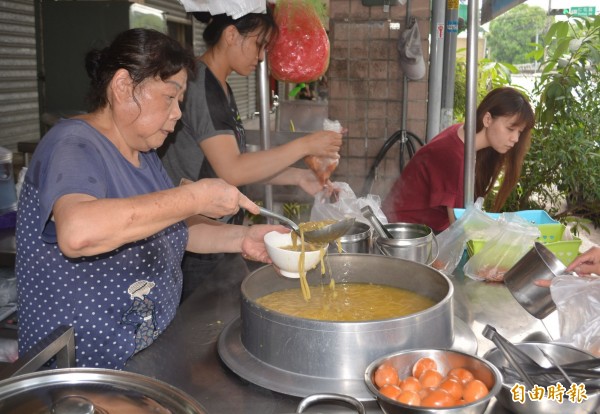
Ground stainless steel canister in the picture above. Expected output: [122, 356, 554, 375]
[374, 223, 438, 265]
[328, 222, 372, 254]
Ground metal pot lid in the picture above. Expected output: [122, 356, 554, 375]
[0, 368, 208, 414]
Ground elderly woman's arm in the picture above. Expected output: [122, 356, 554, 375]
[53, 178, 258, 258]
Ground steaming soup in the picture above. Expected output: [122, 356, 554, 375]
[256, 283, 435, 321]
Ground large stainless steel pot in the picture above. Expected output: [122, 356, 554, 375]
[240, 254, 454, 378]
[0, 368, 208, 413]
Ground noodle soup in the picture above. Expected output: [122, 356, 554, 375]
[256, 283, 435, 321]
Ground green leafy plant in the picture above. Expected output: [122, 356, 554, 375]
[453, 51, 522, 122]
[503, 15, 600, 228]
[283, 201, 311, 223]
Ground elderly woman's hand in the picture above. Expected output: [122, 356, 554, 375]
[187, 178, 260, 218]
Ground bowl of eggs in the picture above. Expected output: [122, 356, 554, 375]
[364, 348, 502, 414]
[264, 231, 327, 279]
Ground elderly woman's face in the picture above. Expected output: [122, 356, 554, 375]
[126, 69, 187, 151]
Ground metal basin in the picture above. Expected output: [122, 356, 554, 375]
[240, 254, 454, 380]
[484, 342, 600, 414]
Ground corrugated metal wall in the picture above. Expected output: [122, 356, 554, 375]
[0, 0, 39, 151]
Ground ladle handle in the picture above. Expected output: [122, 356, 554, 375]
[257, 207, 300, 233]
[361, 206, 393, 239]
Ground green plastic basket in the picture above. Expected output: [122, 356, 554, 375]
[467, 237, 581, 266]
[544, 238, 582, 266]
[468, 223, 564, 252]
[537, 223, 566, 244]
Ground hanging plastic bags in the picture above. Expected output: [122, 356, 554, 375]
[310, 182, 387, 227]
[268, 0, 330, 83]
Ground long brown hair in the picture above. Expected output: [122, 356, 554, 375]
[474, 87, 535, 211]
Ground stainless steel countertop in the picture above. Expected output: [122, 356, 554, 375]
[125, 253, 559, 413]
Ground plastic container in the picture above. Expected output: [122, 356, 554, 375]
[467, 223, 581, 265]
[0, 147, 17, 214]
[536, 223, 565, 243]
[544, 238, 582, 266]
[453, 208, 558, 224]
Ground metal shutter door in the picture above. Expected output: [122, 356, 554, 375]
[0, 0, 39, 151]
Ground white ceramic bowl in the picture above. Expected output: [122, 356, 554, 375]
[264, 231, 327, 279]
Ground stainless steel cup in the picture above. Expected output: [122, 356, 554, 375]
[503, 242, 567, 319]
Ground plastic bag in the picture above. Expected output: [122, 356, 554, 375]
[268, 0, 330, 83]
[463, 214, 541, 282]
[310, 182, 387, 226]
[304, 119, 342, 185]
[551, 274, 600, 356]
[432, 198, 500, 275]
[178, 0, 265, 19]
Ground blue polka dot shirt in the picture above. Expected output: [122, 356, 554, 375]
[16, 119, 188, 369]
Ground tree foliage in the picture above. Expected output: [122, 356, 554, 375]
[486, 4, 548, 64]
[505, 15, 600, 229]
[453, 53, 522, 122]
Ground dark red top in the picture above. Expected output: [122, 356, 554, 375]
[382, 124, 465, 232]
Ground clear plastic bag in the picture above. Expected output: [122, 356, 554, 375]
[432, 198, 500, 275]
[310, 182, 387, 226]
[551, 274, 600, 356]
[304, 119, 342, 186]
[463, 214, 540, 282]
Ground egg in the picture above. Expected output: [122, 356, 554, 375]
[447, 367, 475, 385]
[421, 388, 455, 407]
[379, 384, 403, 400]
[396, 390, 421, 406]
[463, 379, 489, 403]
[374, 363, 400, 388]
[439, 377, 463, 401]
[400, 376, 422, 393]
[419, 369, 443, 388]
[412, 356, 437, 379]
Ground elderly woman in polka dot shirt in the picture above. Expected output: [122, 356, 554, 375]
[15, 28, 285, 369]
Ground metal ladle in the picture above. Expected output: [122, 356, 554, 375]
[258, 207, 355, 244]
